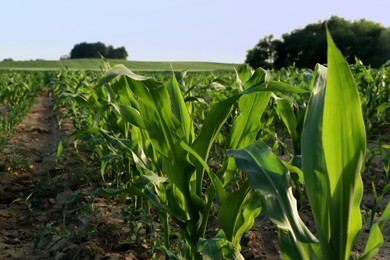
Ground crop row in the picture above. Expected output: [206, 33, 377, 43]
[0, 72, 46, 146]
[49, 33, 390, 259]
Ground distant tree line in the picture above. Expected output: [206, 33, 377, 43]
[70, 42, 128, 59]
[246, 16, 390, 69]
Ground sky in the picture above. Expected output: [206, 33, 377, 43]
[1, 0, 389, 63]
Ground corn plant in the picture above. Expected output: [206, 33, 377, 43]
[353, 58, 389, 139]
[228, 30, 390, 259]
[79, 67, 255, 258]
[272, 67, 313, 156]
[59, 60, 309, 258]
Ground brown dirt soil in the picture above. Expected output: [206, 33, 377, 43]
[0, 92, 58, 259]
[0, 91, 389, 259]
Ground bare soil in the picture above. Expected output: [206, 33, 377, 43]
[0, 92, 60, 259]
[0, 91, 389, 259]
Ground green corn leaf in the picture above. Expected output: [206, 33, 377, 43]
[217, 181, 261, 248]
[137, 172, 168, 187]
[161, 155, 193, 209]
[359, 223, 383, 260]
[275, 97, 300, 154]
[376, 102, 389, 116]
[104, 84, 117, 104]
[72, 125, 100, 139]
[191, 95, 240, 196]
[56, 140, 63, 162]
[324, 30, 366, 259]
[225, 74, 271, 150]
[224, 68, 271, 185]
[198, 238, 244, 260]
[100, 153, 122, 179]
[111, 103, 145, 129]
[231, 190, 262, 248]
[222, 68, 305, 189]
[192, 95, 240, 159]
[165, 74, 194, 143]
[97, 65, 178, 159]
[95, 64, 150, 88]
[179, 141, 226, 203]
[378, 202, 390, 229]
[96, 66, 194, 197]
[217, 182, 250, 242]
[191, 65, 271, 162]
[360, 203, 390, 259]
[281, 160, 304, 184]
[382, 145, 390, 174]
[302, 30, 366, 259]
[131, 78, 177, 158]
[301, 64, 332, 257]
[111, 77, 139, 109]
[235, 64, 253, 90]
[278, 229, 322, 260]
[244, 66, 268, 88]
[243, 81, 309, 95]
[166, 185, 191, 221]
[228, 140, 319, 259]
[95, 128, 152, 171]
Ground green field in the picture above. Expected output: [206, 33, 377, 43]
[1, 33, 389, 259]
[0, 59, 238, 71]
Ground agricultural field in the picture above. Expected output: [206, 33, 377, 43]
[0, 35, 389, 259]
[0, 59, 237, 72]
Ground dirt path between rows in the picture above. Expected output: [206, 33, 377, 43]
[0, 92, 62, 259]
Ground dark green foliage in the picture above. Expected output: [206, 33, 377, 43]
[246, 16, 390, 69]
[70, 42, 128, 59]
[245, 35, 276, 69]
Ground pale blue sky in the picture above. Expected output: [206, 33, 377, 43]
[1, 0, 389, 63]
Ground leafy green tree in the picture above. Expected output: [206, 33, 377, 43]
[246, 16, 390, 69]
[70, 42, 128, 59]
[245, 35, 276, 69]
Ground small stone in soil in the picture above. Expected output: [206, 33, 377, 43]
[5, 237, 21, 244]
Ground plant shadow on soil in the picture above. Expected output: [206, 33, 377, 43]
[0, 91, 389, 259]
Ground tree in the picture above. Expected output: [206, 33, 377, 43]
[106, 45, 128, 59]
[246, 16, 390, 69]
[70, 42, 128, 59]
[245, 35, 276, 69]
[274, 21, 327, 69]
